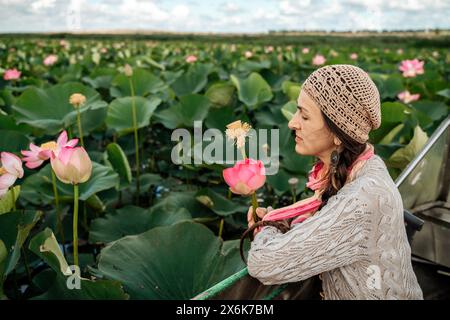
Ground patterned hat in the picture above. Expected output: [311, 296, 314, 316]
[302, 64, 381, 144]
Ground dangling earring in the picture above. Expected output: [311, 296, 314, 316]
[330, 149, 340, 175]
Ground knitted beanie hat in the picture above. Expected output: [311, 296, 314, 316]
[301, 64, 381, 144]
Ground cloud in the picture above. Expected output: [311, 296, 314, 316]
[0, 0, 448, 33]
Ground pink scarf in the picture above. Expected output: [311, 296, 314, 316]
[260, 143, 375, 227]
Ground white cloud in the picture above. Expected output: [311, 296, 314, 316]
[0, 0, 448, 33]
[31, 0, 56, 12]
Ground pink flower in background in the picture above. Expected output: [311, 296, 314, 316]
[3, 68, 21, 81]
[302, 47, 310, 54]
[223, 158, 266, 196]
[312, 54, 326, 66]
[0, 152, 24, 198]
[43, 54, 58, 66]
[51, 146, 92, 185]
[185, 55, 197, 63]
[397, 48, 404, 55]
[265, 46, 274, 53]
[399, 59, 424, 78]
[350, 53, 358, 60]
[100, 47, 108, 54]
[398, 90, 420, 104]
[21, 131, 78, 169]
[244, 51, 253, 59]
[60, 39, 69, 49]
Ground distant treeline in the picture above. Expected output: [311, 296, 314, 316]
[1, 31, 449, 48]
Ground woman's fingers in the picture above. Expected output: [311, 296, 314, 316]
[256, 207, 267, 219]
[247, 206, 254, 223]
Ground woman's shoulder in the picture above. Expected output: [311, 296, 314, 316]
[340, 154, 402, 212]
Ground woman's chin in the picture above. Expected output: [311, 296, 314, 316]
[294, 144, 304, 155]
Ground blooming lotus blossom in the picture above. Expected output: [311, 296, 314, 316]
[185, 55, 197, 63]
[302, 47, 310, 54]
[225, 120, 252, 149]
[397, 90, 420, 104]
[123, 64, 133, 77]
[350, 53, 358, 60]
[399, 59, 424, 78]
[21, 131, 78, 169]
[51, 146, 92, 185]
[0, 152, 24, 198]
[312, 54, 326, 66]
[43, 54, 58, 66]
[60, 39, 69, 49]
[265, 46, 274, 53]
[69, 93, 86, 108]
[244, 51, 253, 59]
[223, 158, 266, 196]
[3, 68, 21, 81]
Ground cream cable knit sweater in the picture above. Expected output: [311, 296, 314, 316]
[247, 154, 423, 300]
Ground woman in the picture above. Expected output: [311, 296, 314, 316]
[245, 64, 423, 300]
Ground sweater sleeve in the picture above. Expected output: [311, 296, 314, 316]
[247, 191, 373, 285]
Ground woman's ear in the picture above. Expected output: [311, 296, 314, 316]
[333, 137, 342, 146]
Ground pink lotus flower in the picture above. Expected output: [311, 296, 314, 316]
[350, 53, 358, 60]
[223, 158, 266, 196]
[244, 51, 253, 59]
[60, 39, 69, 49]
[51, 146, 92, 185]
[302, 47, 310, 54]
[265, 46, 274, 53]
[21, 131, 78, 169]
[399, 59, 424, 78]
[397, 90, 420, 104]
[185, 55, 197, 63]
[312, 54, 326, 66]
[0, 152, 24, 198]
[3, 68, 21, 81]
[43, 54, 58, 66]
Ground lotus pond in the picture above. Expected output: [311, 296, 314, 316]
[0, 35, 449, 299]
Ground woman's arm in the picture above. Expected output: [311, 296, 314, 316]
[247, 191, 373, 285]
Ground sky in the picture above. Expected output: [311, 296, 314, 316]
[0, 0, 449, 33]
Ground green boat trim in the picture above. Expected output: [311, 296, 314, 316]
[192, 268, 249, 300]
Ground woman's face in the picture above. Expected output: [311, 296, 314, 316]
[288, 90, 339, 160]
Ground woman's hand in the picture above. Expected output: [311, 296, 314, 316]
[247, 206, 273, 237]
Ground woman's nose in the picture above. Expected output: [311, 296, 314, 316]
[288, 115, 300, 131]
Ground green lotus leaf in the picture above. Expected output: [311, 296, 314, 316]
[89, 205, 191, 244]
[230, 72, 273, 109]
[12, 82, 107, 135]
[95, 221, 245, 299]
[110, 68, 166, 97]
[106, 96, 161, 136]
[20, 162, 119, 205]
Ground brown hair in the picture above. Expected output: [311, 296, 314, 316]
[239, 110, 367, 265]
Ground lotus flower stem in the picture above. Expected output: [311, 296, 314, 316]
[251, 192, 259, 223]
[76, 107, 84, 147]
[218, 218, 224, 238]
[73, 184, 79, 267]
[128, 77, 140, 203]
[51, 169, 66, 258]
[240, 147, 247, 160]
